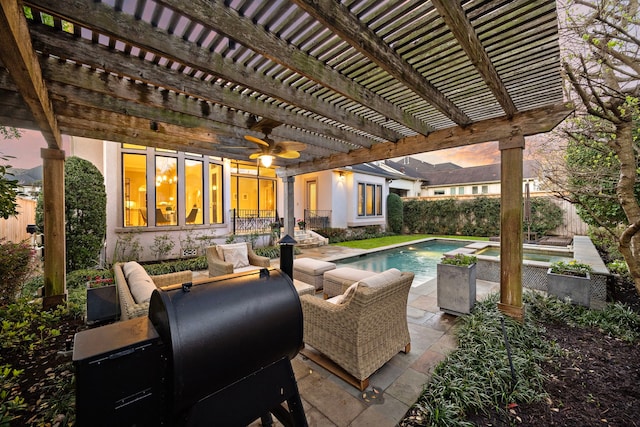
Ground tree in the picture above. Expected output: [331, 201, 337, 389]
[552, 0, 640, 293]
[0, 127, 22, 219]
[37, 156, 107, 271]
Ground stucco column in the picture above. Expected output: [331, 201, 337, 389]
[282, 175, 295, 237]
[498, 135, 525, 321]
[41, 147, 66, 309]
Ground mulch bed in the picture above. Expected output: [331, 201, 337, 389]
[469, 321, 640, 426]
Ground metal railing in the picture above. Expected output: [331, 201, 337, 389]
[304, 209, 331, 230]
[230, 209, 279, 234]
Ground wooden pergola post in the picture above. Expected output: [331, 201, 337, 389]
[41, 147, 66, 309]
[282, 175, 295, 238]
[498, 134, 525, 321]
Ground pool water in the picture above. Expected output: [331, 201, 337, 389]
[475, 247, 573, 263]
[335, 240, 468, 286]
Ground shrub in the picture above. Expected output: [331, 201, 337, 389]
[387, 193, 403, 233]
[150, 233, 175, 260]
[65, 269, 114, 290]
[403, 196, 563, 237]
[549, 260, 592, 277]
[254, 245, 302, 259]
[0, 240, 33, 306]
[315, 227, 349, 243]
[440, 253, 477, 266]
[141, 256, 208, 275]
[36, 157, 107, 271]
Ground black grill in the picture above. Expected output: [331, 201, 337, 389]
[73, 268, 307, 427]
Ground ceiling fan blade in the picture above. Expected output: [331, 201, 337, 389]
[277, 141, 306, 151]
[244, 135, 270, 147]
[249, 152, 262, 159]
[276, 150, 301, 159]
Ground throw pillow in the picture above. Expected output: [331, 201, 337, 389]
[221, 243, 249, 269]
[122, 261, 157, 304]
[359, 268, 402, 289]
[329, 282, 359, 304]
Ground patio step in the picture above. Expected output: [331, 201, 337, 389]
[294, 229, 328, 248]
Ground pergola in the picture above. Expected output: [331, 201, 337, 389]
[0, 0, 571, 317]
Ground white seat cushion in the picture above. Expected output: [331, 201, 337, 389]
[122, 261, 156, 304]
[359, 268, 402, 289]
[324, 267, 377, 283]
[293, 258, 336, 275]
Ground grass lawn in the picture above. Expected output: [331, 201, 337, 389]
[333, 234, 488, 249]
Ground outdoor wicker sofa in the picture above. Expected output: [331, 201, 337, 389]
[300, 269, 414, 390]
[114, 261, 192, 320]
[206, 242, 270, 277]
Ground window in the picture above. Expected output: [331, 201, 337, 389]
[229, 161, 276, 215]
[458, 186, 464, 195]
[121, 146, 224, 227]
[155, 156, 178, 226]
[434, 189, 445, 195]
[482, 185, 489, 194]
[123, 153, 146, 227]
[185, 159, 203, 225]
[450, 187, 456, 195]
[472, 186, 478, 195]
[209, 163, 223, 224]
[357, 182, 383, 216]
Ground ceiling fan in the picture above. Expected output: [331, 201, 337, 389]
[240, 117, 306, 167]
[244, 132, 306, 167]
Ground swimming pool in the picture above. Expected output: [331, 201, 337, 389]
[335, 240, 468, 286]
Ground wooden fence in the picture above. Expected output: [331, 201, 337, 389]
[0, 197, 37, 243]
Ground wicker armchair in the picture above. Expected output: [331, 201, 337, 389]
[206, 243, 270, 277]
[300, 271, 414, 390]
[114, 262, 192, 320]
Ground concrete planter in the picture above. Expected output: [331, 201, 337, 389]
[437, 263, 477, 316]
[547, 268, 591, 307]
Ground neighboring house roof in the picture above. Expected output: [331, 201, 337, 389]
[421, 160, 540, 186]
[348, 162, 408, 180]
[384, 157, 461, 180]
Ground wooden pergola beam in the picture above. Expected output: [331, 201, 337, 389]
[27, 26, 373, 150]
[292, 0, 471, 128]
[29, 0, 404, 142]
[0, 0, 61, 149]
[282, 102, 573, 176]
[431, 0, 518, 118]
[156, 0, 434, 136]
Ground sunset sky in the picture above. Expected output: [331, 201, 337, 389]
[1, 128, 545, 170]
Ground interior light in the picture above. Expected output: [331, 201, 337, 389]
[259, 155, 274, 168]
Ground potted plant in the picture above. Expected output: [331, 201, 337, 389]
[297, 218, 306, 230]
[437, 253, 478, 316]
[547, 260, 592, 307]
[86, 276, 120, 325]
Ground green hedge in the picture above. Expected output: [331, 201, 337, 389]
[387, 193, 403, 233]
[403, 196, 563, 237]
[315, 225, 393, 244]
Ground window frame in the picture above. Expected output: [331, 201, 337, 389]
[357, 181, 383, 217]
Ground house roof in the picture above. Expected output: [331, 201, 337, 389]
[385, 157, 461, 179]
[420, 159, 540, 186]
[349, 162, 407, 180]
[0, 0, 571, 176]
